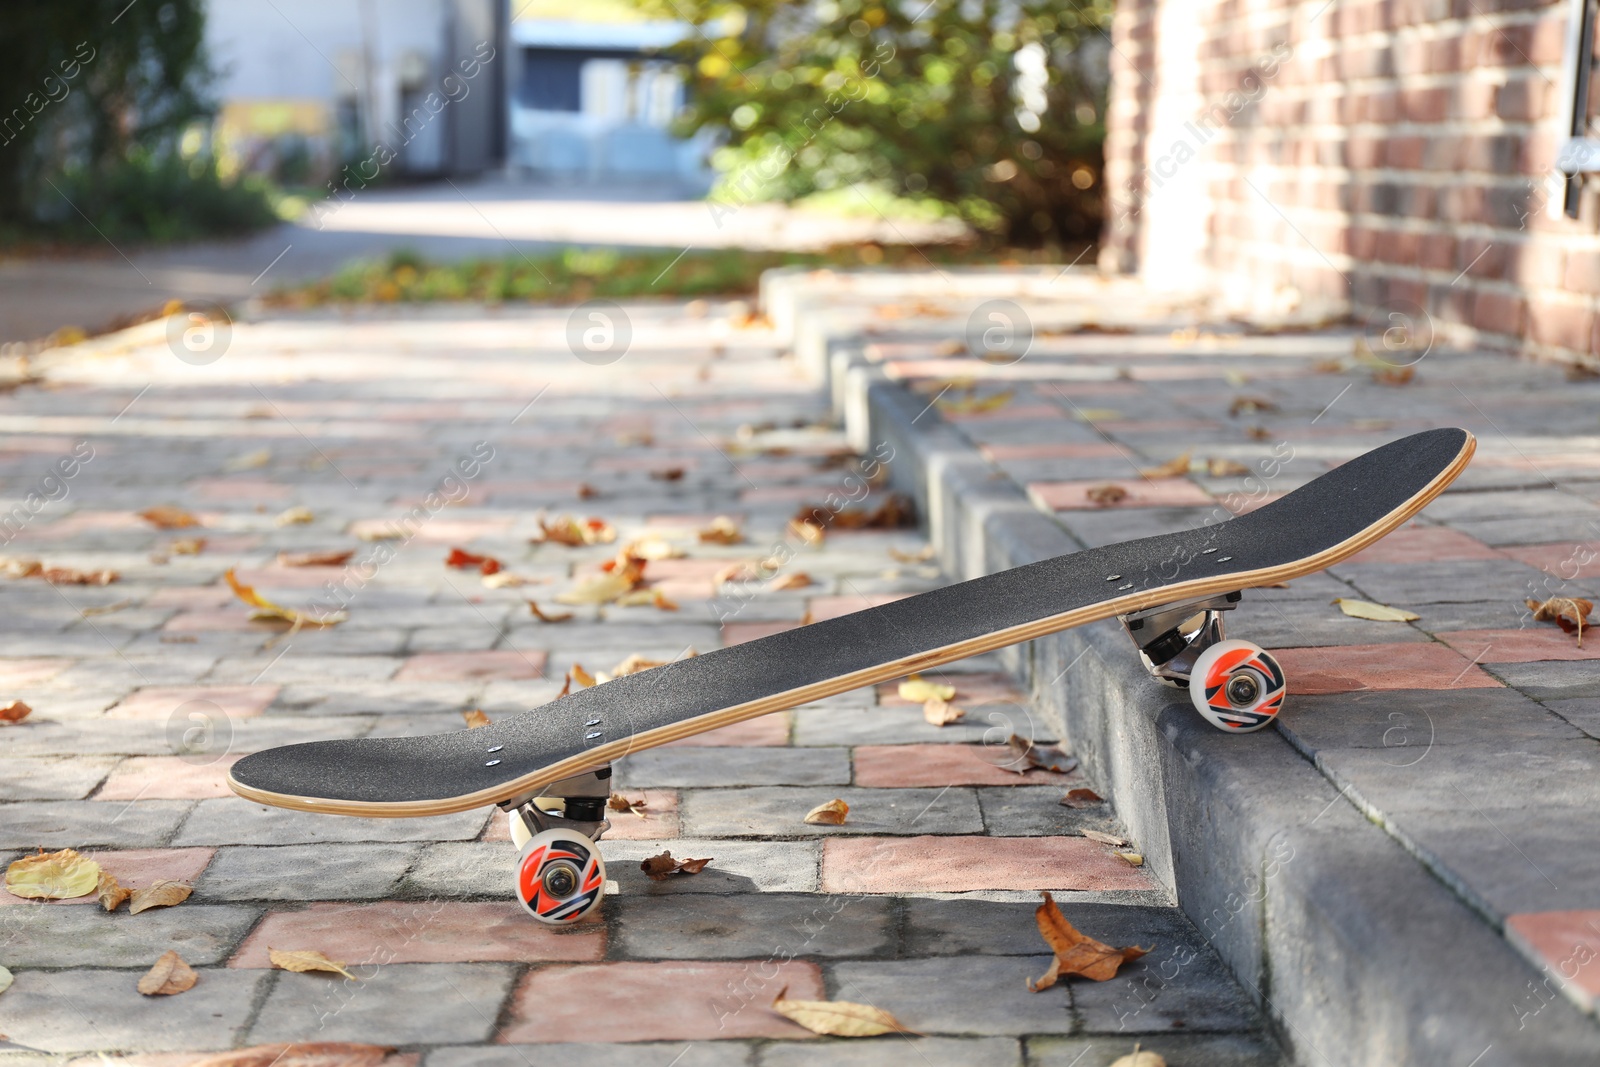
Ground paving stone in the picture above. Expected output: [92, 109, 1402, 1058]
[499, 960, 825, 1042]
[1487, 660, 1600, 701]
[1506, 909, 1600, 1010]
[823, 836, 1152, 894]
[1269, 642, 1502, 694]
[0, 799, 192, 849]
[394, 650, 548, 681]
[1026, 1034, 1285, 1066]
[1278, 689, 1586, 752]
[1230, 596, 1432, 649]
[680, 787, 983, 837]
[1383, 809, 1600, 917]
[232, 900, 604, 965]
[427, 1044, 753, 1067]
[601, 838, 822, 895]
[1544, 697, 1600, 739]
[902, 898, 1193, 957]
[614, 891, 892, 960]
[828, 956, 1074, 1035]
[0, 756, 117, 800]
[175, 798, 488, 845]
[853, 744, 1070, 787]
[792, 704, 998, 746]
[1331, 560, 1592, 606]
[249, 962, 517, 1044]
[206, 655, 404, 684]
[0, 967, 267, 1053]
[1072, 946, 1263, 1034]
[1313, 740, 1600, 814]
[977, 786, 1126, 837]
[0, 902, 259, 966]
[105, 684, 280, 720]
[760, 1037, 1022, 1067]
[615, 746, 850, 788]
[199, 842, 421, 900]
[1345, 523, 1503, 564]
[96, 754, 243, 800]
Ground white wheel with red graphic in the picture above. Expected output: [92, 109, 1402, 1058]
[515, 828, 606, 924]
[1190, 639, 1285, 732]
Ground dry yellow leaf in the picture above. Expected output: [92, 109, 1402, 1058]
[5, 848, 100, 900]
[1333, 598, 1419, 622]
[98, 870, 130, 912]
[569, 664, 597, 688]
[0, 700, 31, 724]
[140, 505, 200, 529]
[269, 948, 355, 980]
[698, 516, 743, 544]
[770, 987, 916, 1036]
[225, 569, 346, 630]
[462, 709, 491, 729]
[1116, 852, 1145, 867]
[1109, 1048, 1167, 1067]
[767, 572, 812, 591]
[275, 507, 315, 527]
[923, 696, 966, 726]
[555, 572, 633, 605]
[1138, 453, 1191, 479]
[138, 950, 198, 995]
[898, 674, 956, 703]
[627, 537, 684, 560]
[803, 799, 850, 826]
[128, 879, 193, 914]
[188, 1042, 396, 1067]
[614, 588, 660, 607]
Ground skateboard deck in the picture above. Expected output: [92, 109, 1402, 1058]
[230, 427, 1474, 819]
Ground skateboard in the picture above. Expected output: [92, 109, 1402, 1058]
[230, 427, 1474, 923]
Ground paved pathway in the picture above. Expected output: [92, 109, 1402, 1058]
[0, 304, 1282, 1063]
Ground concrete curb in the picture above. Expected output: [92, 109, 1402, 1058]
[793, 311, 1600, 1065]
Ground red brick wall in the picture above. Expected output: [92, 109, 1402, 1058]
[1101, 0, 1599, 368]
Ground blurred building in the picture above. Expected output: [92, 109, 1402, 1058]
[1102, 0, 1599, 368]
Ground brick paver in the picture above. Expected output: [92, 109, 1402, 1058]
[0, 301, 1275, 1061]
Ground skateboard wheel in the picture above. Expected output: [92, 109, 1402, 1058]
[515, 828, 606, 924]
[1189, 640, 1285, 733]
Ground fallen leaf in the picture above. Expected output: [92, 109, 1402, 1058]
[1205, 457, 1251, 477]
[462, 709, 491, 729]
[1374, 365, 1416, 386]
[803, 799, 850, 825]
[771, 986, 916, 1036]
[888, 545, 935, 563]
[128, 879, 193, 914]
[999, 734, 1079, 775]
[188, 1042, 396, 1067]
[269, 948, 355, 980]
[527, 601, 574, 623]
[1333, 597, 1419, 622]
[626, 537, 683, 560]
[640, 850, 713, 880]
[1086, 484, 1129, 507]
[0, 700, 31, 724]
[923, 696, 966, 726]
[1229, 395, 1278, 417]
[1139, 453, 1191, 479]
[1109, 1047, 1167, 1067]
[42, 567, 119, 585]
[651, 467, 685, 481]
[611, 653, 667, 677]
[556, 572, 634, 605]
[275, 506, 315, 527]
[788, 518, 825, 546]
[278, 549, 354, 568]
[225, 569, 346, 630]
[5, 848, 100, 899]
[1027, 891, 1151, 991]
[98, 870, 130, 911]
[1116, 852, 1145, 867]
[1245, 425, 1272, 441]
[1313, 358, 1346, 374]
[576, 483, 600, 500]
[535, 516, 617, 546]
[138, 949, 198, 995]
[568, 664, 597, 688]
[651, 589, 679, 611]
[899, 674, 956, 702]
[1527, 597, 1594, 646]
[795, 494, 914, 532]
[698, 516, 743, 544]
[1083, 829, 1127, 847]
[0, 558, 41, 578]
[140, 505, 199, 529]
[608, 793, 648, 817]
[1060, 788, 1103, 808]
[171, 538, 207, 555]
[767, 572, 812, 591]
[445, 547, 501, 575]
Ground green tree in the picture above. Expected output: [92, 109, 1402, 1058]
[650, 0, 1112, 247]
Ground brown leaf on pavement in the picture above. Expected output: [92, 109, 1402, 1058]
[697, 516, 743, 544]
[1060, 788, 1103, 808]
[128, 879, 193, 914]
[608, 793, 648, 817]
[803, 799, 850, 825]
[1027, 892, 1151, 991]
[770, 986, 917, 1036]
[577, 483, 600, 499]
[97, 870, 130, 912]
[42, 567, 119, 585]
[923, 696, 966, 726]
[527, 601, 574, 623]
[767, 572, 812, 591]
[275, 507, 315, 527]
[171, 538, 207, 555]
[445, 547, 501, 575]
[225, 569, 346, 630]
[650, 467, 685, 481]
[1228, 395, 1278, 417]
[0, 700, 30, 724]
[788, 518, 825, 546]
[462, 709, 491, 729]
[568, 664, 597, 689]
[534, 515, 616, 546]
[1527, 597, 1594, 646]
[999, 734, 1079, 775]
[189, 1042, 396, 1067]
[140, 505, 200, 529]
[1086, 484, 1128, 507]
[1373, 365, 1416, 386]
[640, 850, 712, 881]
[1138, 453, 1191, 479]
[269, 948, 355, 979]
[5, 848, 100, 899]
[0, 558, 41, 578]
[278, 549, 354, 568]
[137, 949, 197, 996]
